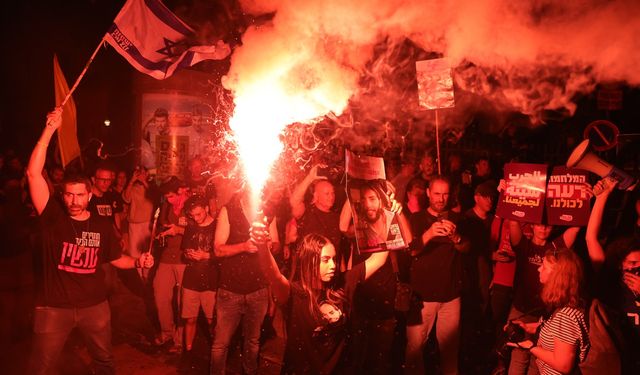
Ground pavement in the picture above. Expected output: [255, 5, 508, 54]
[0, 256, 285, 375]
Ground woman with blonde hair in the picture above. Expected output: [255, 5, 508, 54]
[509, 248, 590, 375]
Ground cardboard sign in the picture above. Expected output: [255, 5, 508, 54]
[346, 151, 408, 253]
[345, 149, 386, 180]
[546, 167, 590, 226]
[496, 163, 547, 223]
[416, 58, 455, 110]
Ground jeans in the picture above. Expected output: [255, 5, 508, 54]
[507, 306, 539, 375]
[153, 263, 186, 345]
[405, 297, 461, 375]
[29, 301, 114, 375]
[210, 287, 269, 375]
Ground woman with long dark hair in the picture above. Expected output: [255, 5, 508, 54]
[252, 229, 391, 374]
[508, 248, 590, 375]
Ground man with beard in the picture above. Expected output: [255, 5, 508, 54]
[340, 183, 412, 373]
[357, 183, 403, 249]
[26, 108, 154, 374]
[405, 176, 470, 375]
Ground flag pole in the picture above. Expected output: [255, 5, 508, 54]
[435, 109, 442, 175]
[60, 38, 106, 107]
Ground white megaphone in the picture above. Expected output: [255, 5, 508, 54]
[566, 139, 637, 190]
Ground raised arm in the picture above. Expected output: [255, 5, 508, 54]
[562, 226, 580, 249]
[26, 108, 62, 215]
[364, 250, 389, 280]
[508, 220, 523, 247]
[251, 221, 290, 304]
[290, 164, 325, 219]
[339, 200, 354, 235]
[122, 169, 146, 203]
[585, 178, 617, 271]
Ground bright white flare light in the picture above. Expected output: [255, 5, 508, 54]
[228, 71, 352, 218]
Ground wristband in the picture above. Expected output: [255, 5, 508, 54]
[37, 141, 49, 147]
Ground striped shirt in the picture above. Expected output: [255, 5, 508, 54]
[536, 306, 590, 375]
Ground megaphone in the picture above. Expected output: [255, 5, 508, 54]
[566, 139, 637, 190]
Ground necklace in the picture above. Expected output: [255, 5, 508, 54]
[70, 217, 90, 255]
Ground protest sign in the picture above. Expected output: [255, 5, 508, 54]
[345, 150, 408, 253]
[496, 163, 547, 223]
[546, 167, 590, 226]
[416, 58, 455, 110]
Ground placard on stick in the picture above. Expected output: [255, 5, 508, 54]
[416, 58, 455, 110]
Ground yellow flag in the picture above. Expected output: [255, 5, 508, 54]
[53, 55, 81, 167]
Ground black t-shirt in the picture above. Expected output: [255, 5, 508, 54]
[351, 254, 396, 320]
[217, 196, 266, 294]
[409, 210, 465, 302]
[282, 262, 365, 375]
[464, 209, 492, 260]
[88, 191, 123, 220]
[512, 237, 565, 315]
[298, 205, 342, 251]
[36, 199, 120, 308]
[181, 221, 218, 291]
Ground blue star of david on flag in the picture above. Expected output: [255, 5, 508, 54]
[105, 0, 231, 79]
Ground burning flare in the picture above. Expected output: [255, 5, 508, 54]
[223, 23, 358, 211]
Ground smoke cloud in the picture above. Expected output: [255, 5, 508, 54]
[226, 0, 639, 117]
[218, 0, 639, 183]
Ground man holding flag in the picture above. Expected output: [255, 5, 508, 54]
[26, 108, 154, 374]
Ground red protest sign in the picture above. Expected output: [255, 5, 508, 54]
[496, 163, 547, 223]
[545, 167, 590, 226]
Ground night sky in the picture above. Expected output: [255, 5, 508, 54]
[1, 0, 639, 167]
[1, 0, 134, 160]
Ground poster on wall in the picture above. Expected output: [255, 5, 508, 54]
[140, 93, 214, 179]
[155, 135, 189, 181]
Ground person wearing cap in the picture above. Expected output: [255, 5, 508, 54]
[497, 179, 580, 375]
[460, 181, 498, 370]
[464, 181, 498, 312]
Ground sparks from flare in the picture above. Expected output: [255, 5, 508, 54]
[228, 72, 351, 218]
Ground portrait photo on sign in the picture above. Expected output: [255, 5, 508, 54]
[345, 151, 408, 253]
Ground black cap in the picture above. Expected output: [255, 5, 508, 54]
[475, 181, 498, 198]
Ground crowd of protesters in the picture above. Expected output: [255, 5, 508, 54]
[1, 107, 639, 375]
